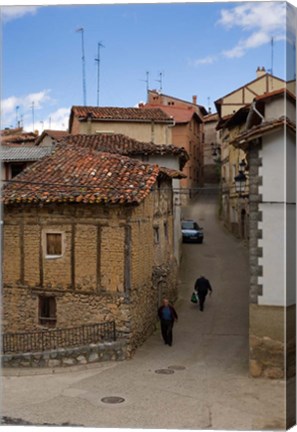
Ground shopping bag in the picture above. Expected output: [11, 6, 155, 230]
[191, 292, 198, 303]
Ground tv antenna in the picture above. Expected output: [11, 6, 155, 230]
[31, 101, 35, 131]
[76, 27, 87, 106]
[95, 41, 105, 106]
[15, 105, 20, 128]
[155, 72, 164, 93]
[271, 37, 274, 76]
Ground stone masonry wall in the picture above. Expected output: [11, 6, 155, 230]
[3, 178, 177, 356]
[2, 340, 128, 368]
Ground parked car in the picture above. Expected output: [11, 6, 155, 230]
[181, 219, 204, 243]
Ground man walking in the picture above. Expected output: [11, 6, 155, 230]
[194, 275, 213, 311]
[158, 298, 178, 346]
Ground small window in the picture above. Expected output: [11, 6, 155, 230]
[10, 163, 26, 178]
[39, 296, 56, 327]
[46, 233, 62, 257]
[164, 222, 168, 239]
[154, 227, 160, 244]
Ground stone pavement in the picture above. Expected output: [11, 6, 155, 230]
[1, 194, 287, 430]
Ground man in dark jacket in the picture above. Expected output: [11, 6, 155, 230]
[194, 275, 213, 311]
[158, 298, 178, 346]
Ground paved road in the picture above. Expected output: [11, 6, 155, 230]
[1, 194, 285, 430]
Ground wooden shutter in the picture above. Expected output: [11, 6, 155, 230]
[46, 233, 62, 255]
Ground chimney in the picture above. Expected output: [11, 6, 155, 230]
[256, 66, 266, 78]
[192, 95, 197, 105]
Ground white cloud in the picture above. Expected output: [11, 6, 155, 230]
[1, 90, 51, 130]
[23, 107, 70, 133]
[218, 2, 286, 59]
[194, 55, 217, 65]
[0, 6, 39, 23]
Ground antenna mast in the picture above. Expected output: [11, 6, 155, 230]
[76, 27, 87, 106]
[156, 72, 163, 93]
[31, 101, 35, 131]
[271, 37, 274, 76]
[95, 41, 105, 106]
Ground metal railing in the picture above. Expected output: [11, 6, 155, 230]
[2, 321, 116, 354]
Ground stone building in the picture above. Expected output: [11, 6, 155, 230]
[68, 106, 174, 145]
[2, 142, 184, 353]
[59, 133, 189, 264]
[231, 88, 296, 379]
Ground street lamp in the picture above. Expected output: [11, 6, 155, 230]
[234, 160, 247, 196]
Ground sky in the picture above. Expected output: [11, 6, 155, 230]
[1, 1, 296, 132]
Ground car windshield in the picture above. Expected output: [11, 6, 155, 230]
[182, 221, 199, 230]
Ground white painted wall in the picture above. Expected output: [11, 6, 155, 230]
[258, 129, 296, 306]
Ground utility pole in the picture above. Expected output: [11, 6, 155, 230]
[76, 27, 87, 106]
[94, 41, 105, 106]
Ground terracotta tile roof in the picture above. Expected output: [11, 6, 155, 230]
[35, 130, 69, 145]
[3, 144, 184, 205]
[70, 106, 173, 123]
[61, 133, 189, 168]
[231, 116, 296, 147]
[1, 132, 38, 145]
[255, 88, 296, 103]
[0, 127, 23, 136]
[141, 104, 202, 124]
[203, 113, 219, 123]
[1, 146, 52, 162]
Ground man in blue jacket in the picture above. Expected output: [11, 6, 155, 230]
[194, 275, 213, 311]
[158, 298, 178, 346]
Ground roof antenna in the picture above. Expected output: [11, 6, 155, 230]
[95, 41, 105, 106]
[271, 36, 274, 76]
[76, 27, 87, 106]
[155, 72, 164, 93]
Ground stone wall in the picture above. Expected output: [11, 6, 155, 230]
[248, 143, 263, 304]
[3, 180, 177, 353]
[2, 340, 128, 368]
[249, 304, 295, 379]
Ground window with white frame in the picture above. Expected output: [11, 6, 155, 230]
[43, 231, 64, 258]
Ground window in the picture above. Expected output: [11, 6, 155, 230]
[10, 163, 26, 178]
[154, 226, 160, 244]
[39, 296, 56, 327]
[46, 233, 62, 257]
[164, 222, 168, 239]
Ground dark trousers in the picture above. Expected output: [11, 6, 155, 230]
[161, 319, 174, 345]
[198, 294, 206, 311]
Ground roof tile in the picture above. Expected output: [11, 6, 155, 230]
[3, 144, 184, 205]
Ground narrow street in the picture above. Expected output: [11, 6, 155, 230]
[1, 194, 285, 430]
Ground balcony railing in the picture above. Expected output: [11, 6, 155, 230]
[2, 321, 116, 354]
